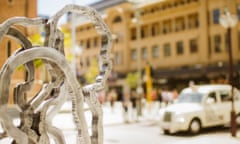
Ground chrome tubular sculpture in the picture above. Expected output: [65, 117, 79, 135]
[0, 4, 112, 144]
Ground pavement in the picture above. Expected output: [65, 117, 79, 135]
[59, 101, 240, 144]
[104, 103, 240, 144]
[1, 101, 240, 143]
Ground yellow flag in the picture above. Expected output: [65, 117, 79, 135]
[146, 64, 152, 102]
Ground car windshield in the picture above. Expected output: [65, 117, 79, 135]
[177, 92, 204, 103]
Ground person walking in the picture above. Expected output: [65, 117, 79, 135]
[130, 90, 138, 122]
[107, 89, 117, 112]
[157, 88, 163, 108]
[122, 93, 130, 123]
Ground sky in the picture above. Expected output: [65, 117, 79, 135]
[37, 0, 102, 17]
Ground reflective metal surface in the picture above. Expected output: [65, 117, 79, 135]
[0, 4, 112, 144]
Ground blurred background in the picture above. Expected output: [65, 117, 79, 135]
[1, 0, 240, 143]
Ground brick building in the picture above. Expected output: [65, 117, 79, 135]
[0, 0, 38, 103]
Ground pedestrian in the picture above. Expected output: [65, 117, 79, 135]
[161, 90, 168, 106]
[122, 93, 130, 123]
[172, 89, 179, 101]
[130, 90, 138, 122]
[107, 89, 117, 112]
[157, 88, 163, 108]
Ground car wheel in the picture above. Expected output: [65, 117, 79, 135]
[189, 119, 201, 134]
[163, 129, 170, 135]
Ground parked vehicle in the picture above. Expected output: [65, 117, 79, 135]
[159, 84, 240, 134]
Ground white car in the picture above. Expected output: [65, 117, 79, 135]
[159, 84, 240, 134]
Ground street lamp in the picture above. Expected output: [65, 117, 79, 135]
[219, 8, 238, 137]
[127, 0, 157, 116]
[127, 0, 145, 116]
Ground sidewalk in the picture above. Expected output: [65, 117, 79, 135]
[101, 102, 240, 144]
[1, 101, 239, 144]
[167, 135, 240, 144]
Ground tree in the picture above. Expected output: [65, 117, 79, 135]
[125, 72, 140, 90]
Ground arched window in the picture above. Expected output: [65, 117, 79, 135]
[112, 16, 122, 23]
[8, 0, 13, 4]
[7, 41, 11, 57]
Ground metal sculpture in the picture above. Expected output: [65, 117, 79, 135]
[0, 4, 112, 144]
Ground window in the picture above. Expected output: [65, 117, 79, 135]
[151, 23, 159, 36]
[194, 14, 199, 28]
[94, 37, 98, 47]
[176, 41, 184, 55]
[86, 39, 91, 49]
[114, 52, 121, 65]
[208, 92, 217, 103]
[220, 91, 231, 102]
[175, 17, 185, 32]
[131, 49, 137, 61]
[188, 13, 199, 28]
[208, 36, 211, 57]
[152, 45, 159, 58]
[141, 29, 144, 38]
[164, 43, 171, 57]
[238, 5, 240, 20]
[7, 41, 11, 57]
[190, 39, 198, 53]
[141, 47, 148, 59]
[113, 16, 122, 23]
[131, 28, 136, 40]
[8, 0, 13, 4]
[86, 57, 90, 67]
[163, 20, 172, 34]
[141, 25, 148, 38]
[213, 9, 220, 24]
[214, 35, 221, 53]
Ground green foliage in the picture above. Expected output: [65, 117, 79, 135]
[29, 34, 43, 45]
[125, 72, 140, 89]
[34, 59, 43, 67]
[17, 59, 43, 71]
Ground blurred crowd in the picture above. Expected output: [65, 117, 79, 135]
[97, 88, 179, 123]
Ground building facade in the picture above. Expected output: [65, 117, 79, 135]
[70, 0, 240, 100]
[0, 0, 37, 67]
[0, 0, 38, 103]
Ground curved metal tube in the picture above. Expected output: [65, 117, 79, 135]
[0, 47, 90, 144]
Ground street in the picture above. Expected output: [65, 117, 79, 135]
[0, 102, 240, 144]
[104, 120, 240, 144]
[101, 102, 240, 144]
[58, 101, 240, 144]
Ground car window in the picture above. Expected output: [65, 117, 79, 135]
[177, 92, 204, 103]
[208, 92, 217, 103]
[219, 90, 231, 102]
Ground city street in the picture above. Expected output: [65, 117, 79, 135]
[102, 102, 240, 144]
[57, 101, 240, 144]
[104, 119, 240, 144]
[1, 102, 240, 144]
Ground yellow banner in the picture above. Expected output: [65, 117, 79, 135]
[146, 64, 152, 102]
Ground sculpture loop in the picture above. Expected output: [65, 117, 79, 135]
[0, 4, 112, 144]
